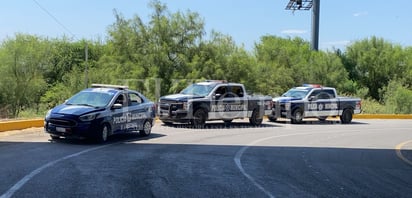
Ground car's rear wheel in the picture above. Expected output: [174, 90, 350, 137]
[140, 120, 152, 136]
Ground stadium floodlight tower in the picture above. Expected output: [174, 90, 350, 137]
[285, 0, 320, 51]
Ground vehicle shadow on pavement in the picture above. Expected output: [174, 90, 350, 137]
[161, 122, 279, 130]
[270, 120, 369, 125]
[47, 133, 166, 145]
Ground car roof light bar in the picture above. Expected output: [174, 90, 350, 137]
[91, 84, 129, 90]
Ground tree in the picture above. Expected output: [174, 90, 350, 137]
[0, 34, 48, 117]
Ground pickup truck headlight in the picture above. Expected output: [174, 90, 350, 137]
[79, 113, 98, 122]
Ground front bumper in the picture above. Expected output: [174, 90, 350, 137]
[44, 119, 101, 139]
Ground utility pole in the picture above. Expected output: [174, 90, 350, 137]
[85, 43, 88, 88]
[285, 0, 320, 51]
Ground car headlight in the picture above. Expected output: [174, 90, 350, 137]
[79, 113, 98, 122]
[45, 109, 52, 119]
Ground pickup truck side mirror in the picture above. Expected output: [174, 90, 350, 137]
[309, 96, 316, 101]
[213, 93, 222, 100]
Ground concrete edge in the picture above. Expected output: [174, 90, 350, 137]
[0, 114, 411, 133]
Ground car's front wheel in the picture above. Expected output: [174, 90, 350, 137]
[97, 124, 110, 143]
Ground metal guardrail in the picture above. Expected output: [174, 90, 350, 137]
[0, 115, 411, 132]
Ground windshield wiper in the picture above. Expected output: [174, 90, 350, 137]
[76, 103, 96, 107]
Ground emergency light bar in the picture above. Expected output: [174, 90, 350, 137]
[91, 84, 129, 90]
[302, 84, 322, 88]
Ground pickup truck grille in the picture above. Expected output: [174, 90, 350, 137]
[159, 100, 183, 111]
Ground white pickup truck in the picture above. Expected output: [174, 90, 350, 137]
[268, 84, 362, 124]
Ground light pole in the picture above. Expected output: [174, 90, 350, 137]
[285, 0, 320, 51]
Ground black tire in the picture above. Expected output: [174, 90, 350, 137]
[50, 135, 60, 140]
[340, 109, 353, 124]
[162, 121, 173, 126]
[139, 120, 152, 136]
[268, 116, 277, 122]
[223, 119, 233, 127]
[97, 124, 110, 143]
[192, 109, 207, 128]
[318, 116, 327, 121]
[249, 109, 263, 126]
[291, 108, 303, 124]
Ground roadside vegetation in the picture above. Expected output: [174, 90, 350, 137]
[0, 1, 411, 118]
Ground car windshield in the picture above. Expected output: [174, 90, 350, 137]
[180, 83, 216, 97]
[66, 91, 114, 107]
[282, 89, 309, 98]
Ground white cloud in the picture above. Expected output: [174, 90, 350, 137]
[281, 29, 308, 34]
[353, 11, 368, 17]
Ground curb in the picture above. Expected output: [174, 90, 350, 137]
[0, 114, 411, 133]
[0, 119, 44, 132]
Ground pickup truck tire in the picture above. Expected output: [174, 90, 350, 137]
[139, 120, 152, 136]
[268, 116, 277, 122]
[291, 108, 304, 124]
[97, 124, 110, 143]
[192, 109, 207, 128]
[340, 109, 353, 124]
[249, 109, 263, 126]
[162, 121, 173, 126]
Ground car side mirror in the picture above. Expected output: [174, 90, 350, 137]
[112, 103, 123, 109]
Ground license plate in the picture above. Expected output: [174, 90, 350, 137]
[56, 127, 66, 133]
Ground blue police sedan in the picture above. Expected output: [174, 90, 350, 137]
[44, 84, 156, 142]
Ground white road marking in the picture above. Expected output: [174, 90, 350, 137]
[0, 144, 113, 198]
[233, 127, 411, 198]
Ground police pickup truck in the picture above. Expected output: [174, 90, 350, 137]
[44, 84, 156, 142]
[158, 80, 273, 127]
[268, 84, 361, 124]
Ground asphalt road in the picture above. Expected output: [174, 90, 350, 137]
[0, 119, 412, 198]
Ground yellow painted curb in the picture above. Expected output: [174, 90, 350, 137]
[0, 119, 44, 132]
[354, 114, 412, 119]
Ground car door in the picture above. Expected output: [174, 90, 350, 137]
[126, 91, 147, 131]
[111, 93, 128, 133]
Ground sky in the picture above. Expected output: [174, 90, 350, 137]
[1, 0, 411, 51]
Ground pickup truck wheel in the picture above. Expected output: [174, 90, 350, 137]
[223, 119, 233, 126]
[291, 109, 303, 124]
[249, 109, 263, 126]
[340, 109, 353, 124]
[192, 109, 207, 128]
[139, 120, 152, 136]
[97, 124, 110, 143]
[268, 116, 277, 122]
[162, 121, 173, 126]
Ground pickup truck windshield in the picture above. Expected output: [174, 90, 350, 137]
[180, 84, 216, 97]
[282, 89, 309, 98]
[66, 91, 113, 107]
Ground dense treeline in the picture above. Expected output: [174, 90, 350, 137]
[0, 1, 411, 118]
